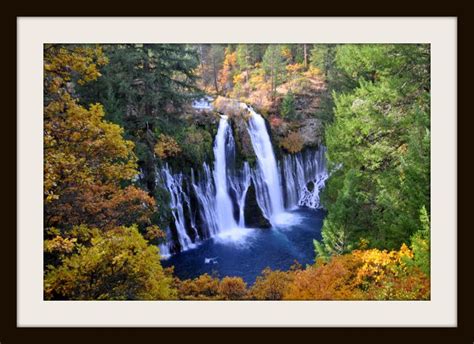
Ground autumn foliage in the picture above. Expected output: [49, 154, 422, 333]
[44, 226, 175, 300]
[280, 131, 304, 154]
[154, 134, 182, 160]
[284, 245, 429, 300]
[171, 244, 430, 301]
[218, 277, 248, 300]
[44, 45, 168, 300]
[43, 44, 430, 301]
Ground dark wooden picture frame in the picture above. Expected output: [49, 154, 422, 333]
[2, 8, 471, 344]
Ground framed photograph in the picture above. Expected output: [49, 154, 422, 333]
[5, 13, 469, 343]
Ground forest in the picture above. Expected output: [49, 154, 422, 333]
[44, 43, 430, 300]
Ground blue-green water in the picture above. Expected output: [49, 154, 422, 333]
[162, 208, 325, 285]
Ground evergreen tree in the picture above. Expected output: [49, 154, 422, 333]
[316, 44, 430, 256]
[77, 44, 201, 194]
[262, 45, 287, 96]
[280, 92, 297, 120]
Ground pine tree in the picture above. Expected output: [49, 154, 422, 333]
[317, 44, 430, 256]
[262, 45, 287, 96]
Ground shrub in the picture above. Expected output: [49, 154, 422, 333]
[249, 268, 294, 300]
[180, 126, 213, 166]
[218, 277, 248, 300]
[177, 274, 220, 300]
[280, 131, 304, 154]
[44, 226, 176, 300]
[284, 254, 364, 300]
[154, 134, 181, 159]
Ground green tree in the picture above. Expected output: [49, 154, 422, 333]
[280, 92, 297, 120]
[409, 206, 430, 275]
[77, 44, 201, 194]
[310, 44, 337, 78]
[316, 44, 430, 257]
[262, 45, 287, 96]
[197, 44, 225, 94]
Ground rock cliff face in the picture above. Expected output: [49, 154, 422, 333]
[244, 183, 271, 229]
[212, 69, 327, 155]
[212, 97, 256, 166]
[211, 95, 325, 158]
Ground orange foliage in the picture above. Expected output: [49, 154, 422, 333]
[218, 50, 238, 94]
[269, 115, 284, 128]
[280, 131, 304, 154]
[249, 268, 294, 300]
[176, 274, 221, 300]
[44, 45, 155, 233]
[284, 254, 364, 300]
[218, 277, 248, 300]
[47, 184, 155, 230]
[364, 267, 430, 300]
[284, 244, 429, 300]
[171, 244, 429, 301]
[144, 225, 167, 244]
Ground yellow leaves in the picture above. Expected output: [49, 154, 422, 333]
[144, 225, 166, 242]
[280, 46, 292, 60]
[111, 252, 128, 266]
[177, 274, 221, 300]
[44, 226, 176, 300]
[44, 46, 147, 231]
[44, 45, 108, 94]
[218, 50, 238, 92]
[397, 143, 409, 157]
[222, 50, 237, 68]
[399, 243, 414, 259]
[247, 68, 271, 94]
[44, 98, 138, 202]
[286, 63, 305, 75]
[232, 72, 246, 86]
[154, 134, 181, 159]
[44, 235, 77, 254]
[352, 244, 415, 285]
[306, 66, 322, 77]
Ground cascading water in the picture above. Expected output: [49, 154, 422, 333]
[229, 162, 251, 227]
[157, 104, 328, 256]
[191, 164, 219, 237]
[282, 148, 328, 210]
[160, 165, 196, 251]
[246, 107, 285, 223]
[213, 116, 239, 231]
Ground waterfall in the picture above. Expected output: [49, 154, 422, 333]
[246, 107, 285, 223]
[282, 148, 328, 210]
[160, 165, 196, 251]
[156, 104, 328, 256]
[191, 164, 219, 237]
[213, 116, 239, 231]
[229, 162, 251, 227]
